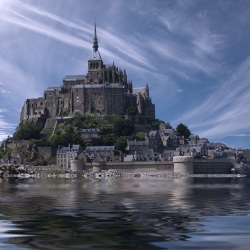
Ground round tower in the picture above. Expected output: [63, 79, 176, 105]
[173, 156, 194, 175]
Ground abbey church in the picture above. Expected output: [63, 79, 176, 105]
[20, 24, 155, 125]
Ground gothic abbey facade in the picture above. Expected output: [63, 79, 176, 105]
[20, 24, 155, 125]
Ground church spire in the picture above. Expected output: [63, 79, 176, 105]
[93, 22, 98, 52]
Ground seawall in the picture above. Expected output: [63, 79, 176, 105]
[193, 159, 233, 174]
[84, 159, 234, 175]
[85, 161, 173, 173]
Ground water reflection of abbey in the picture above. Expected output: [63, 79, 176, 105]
[20, 24, 155, 124]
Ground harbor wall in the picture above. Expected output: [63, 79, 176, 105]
[85, 161, 173, 173]
[84, 159, 233, 174]
[193, 159, 233, 174]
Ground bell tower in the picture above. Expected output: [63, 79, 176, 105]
[87, 22, 104, 83]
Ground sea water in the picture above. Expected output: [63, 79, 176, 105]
[0, 176, 250, 249]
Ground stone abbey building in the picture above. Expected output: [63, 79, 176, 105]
[20, 24, 155, 126]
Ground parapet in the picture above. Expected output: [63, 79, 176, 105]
[173, 156, 194, 163]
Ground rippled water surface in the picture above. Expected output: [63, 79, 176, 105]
[1, 177, 250, 249]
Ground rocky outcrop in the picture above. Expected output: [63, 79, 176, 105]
[0, 164, 37, 178]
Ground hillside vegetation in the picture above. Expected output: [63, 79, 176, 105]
[1, 113, 162, 165]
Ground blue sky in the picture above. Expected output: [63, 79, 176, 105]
[0, 0, 250, 149]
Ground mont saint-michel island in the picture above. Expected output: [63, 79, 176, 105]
[0, 25, 249, 178]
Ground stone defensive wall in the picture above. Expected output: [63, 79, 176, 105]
[173, 156, 233, 175]
[84, 158, 234, 175]
[37, 147, 57, 160]
[85, 161, 173, 173]
[6, 140, 28, 149]
[193, 159, 233, 174]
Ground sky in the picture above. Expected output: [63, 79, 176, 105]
[0, 0, 250, 149]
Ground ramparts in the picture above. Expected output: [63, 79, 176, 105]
[193, 159, 233, 174]
[85, 161, 173, 173]
[84, 158, 233, 175]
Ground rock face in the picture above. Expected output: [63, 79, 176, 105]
[0, 164, 36, 177]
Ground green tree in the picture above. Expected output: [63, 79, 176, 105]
[13, 122, 41, 140]
[90, 137, 104, 146]
[113, 119, 134, 136]
[102, 134, 116, 146]
[72, 133, 85, 147]
[126, 105, 137, 115]
[145, 116, 155, 124]
[135, 132, 145, 141]
[48, 134, 61, 147]
[69, 112, 86, 129]
[176, 123, 191, 138]
[85, 117, 98, 127]
[100, 128, 113, 135]
[0, 145, 5, 159]
[151, 121, 160, 130]
[135, 113, 144, 124]
[115, 139, 127, 153]
[62, 108, 70, 116]
[35, 138, 50, 147]
[49, 130, 85, 147]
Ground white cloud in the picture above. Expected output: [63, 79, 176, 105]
[232, 134, 250, 137]
[175, 55, 250, 139]
[0, 59, 41, 100]
[156, 10, 224, 79]
[0, 118, 16, 142]
[0, 0, 249, 148]
[0, 108, 7, 113]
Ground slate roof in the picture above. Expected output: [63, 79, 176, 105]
[135, 149, 155, 158]
[89, 50, 102, 61]
[73, 84, 124, 89]
[92, 154, 105, 162]
[161, 150, 179, 157]
[64, 75, 87, 81]
[189, 134, 199, 138]
[57, 146, 70, 154]
[127, 141, 148, 146]
[57, 144, 81, 154]
[189, 146, 202, 153]
[188, 143, 207, 147]
[239, 150, 250, 158]
[162, 129, 175, 134]
[71, 144, 80, 152]
[85, 146, 115, 152]
[207, 142, 229, 150]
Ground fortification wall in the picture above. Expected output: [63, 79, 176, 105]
[85, 161, 173, 173]
[193, 159, 233, 174]
[37, 147, 56, 160]
[6, 140, 30, 149]
[173, 156, 193, 175]
[84, 159, 233, 175]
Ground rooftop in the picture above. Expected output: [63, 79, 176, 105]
[64, 75, 86, 81]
